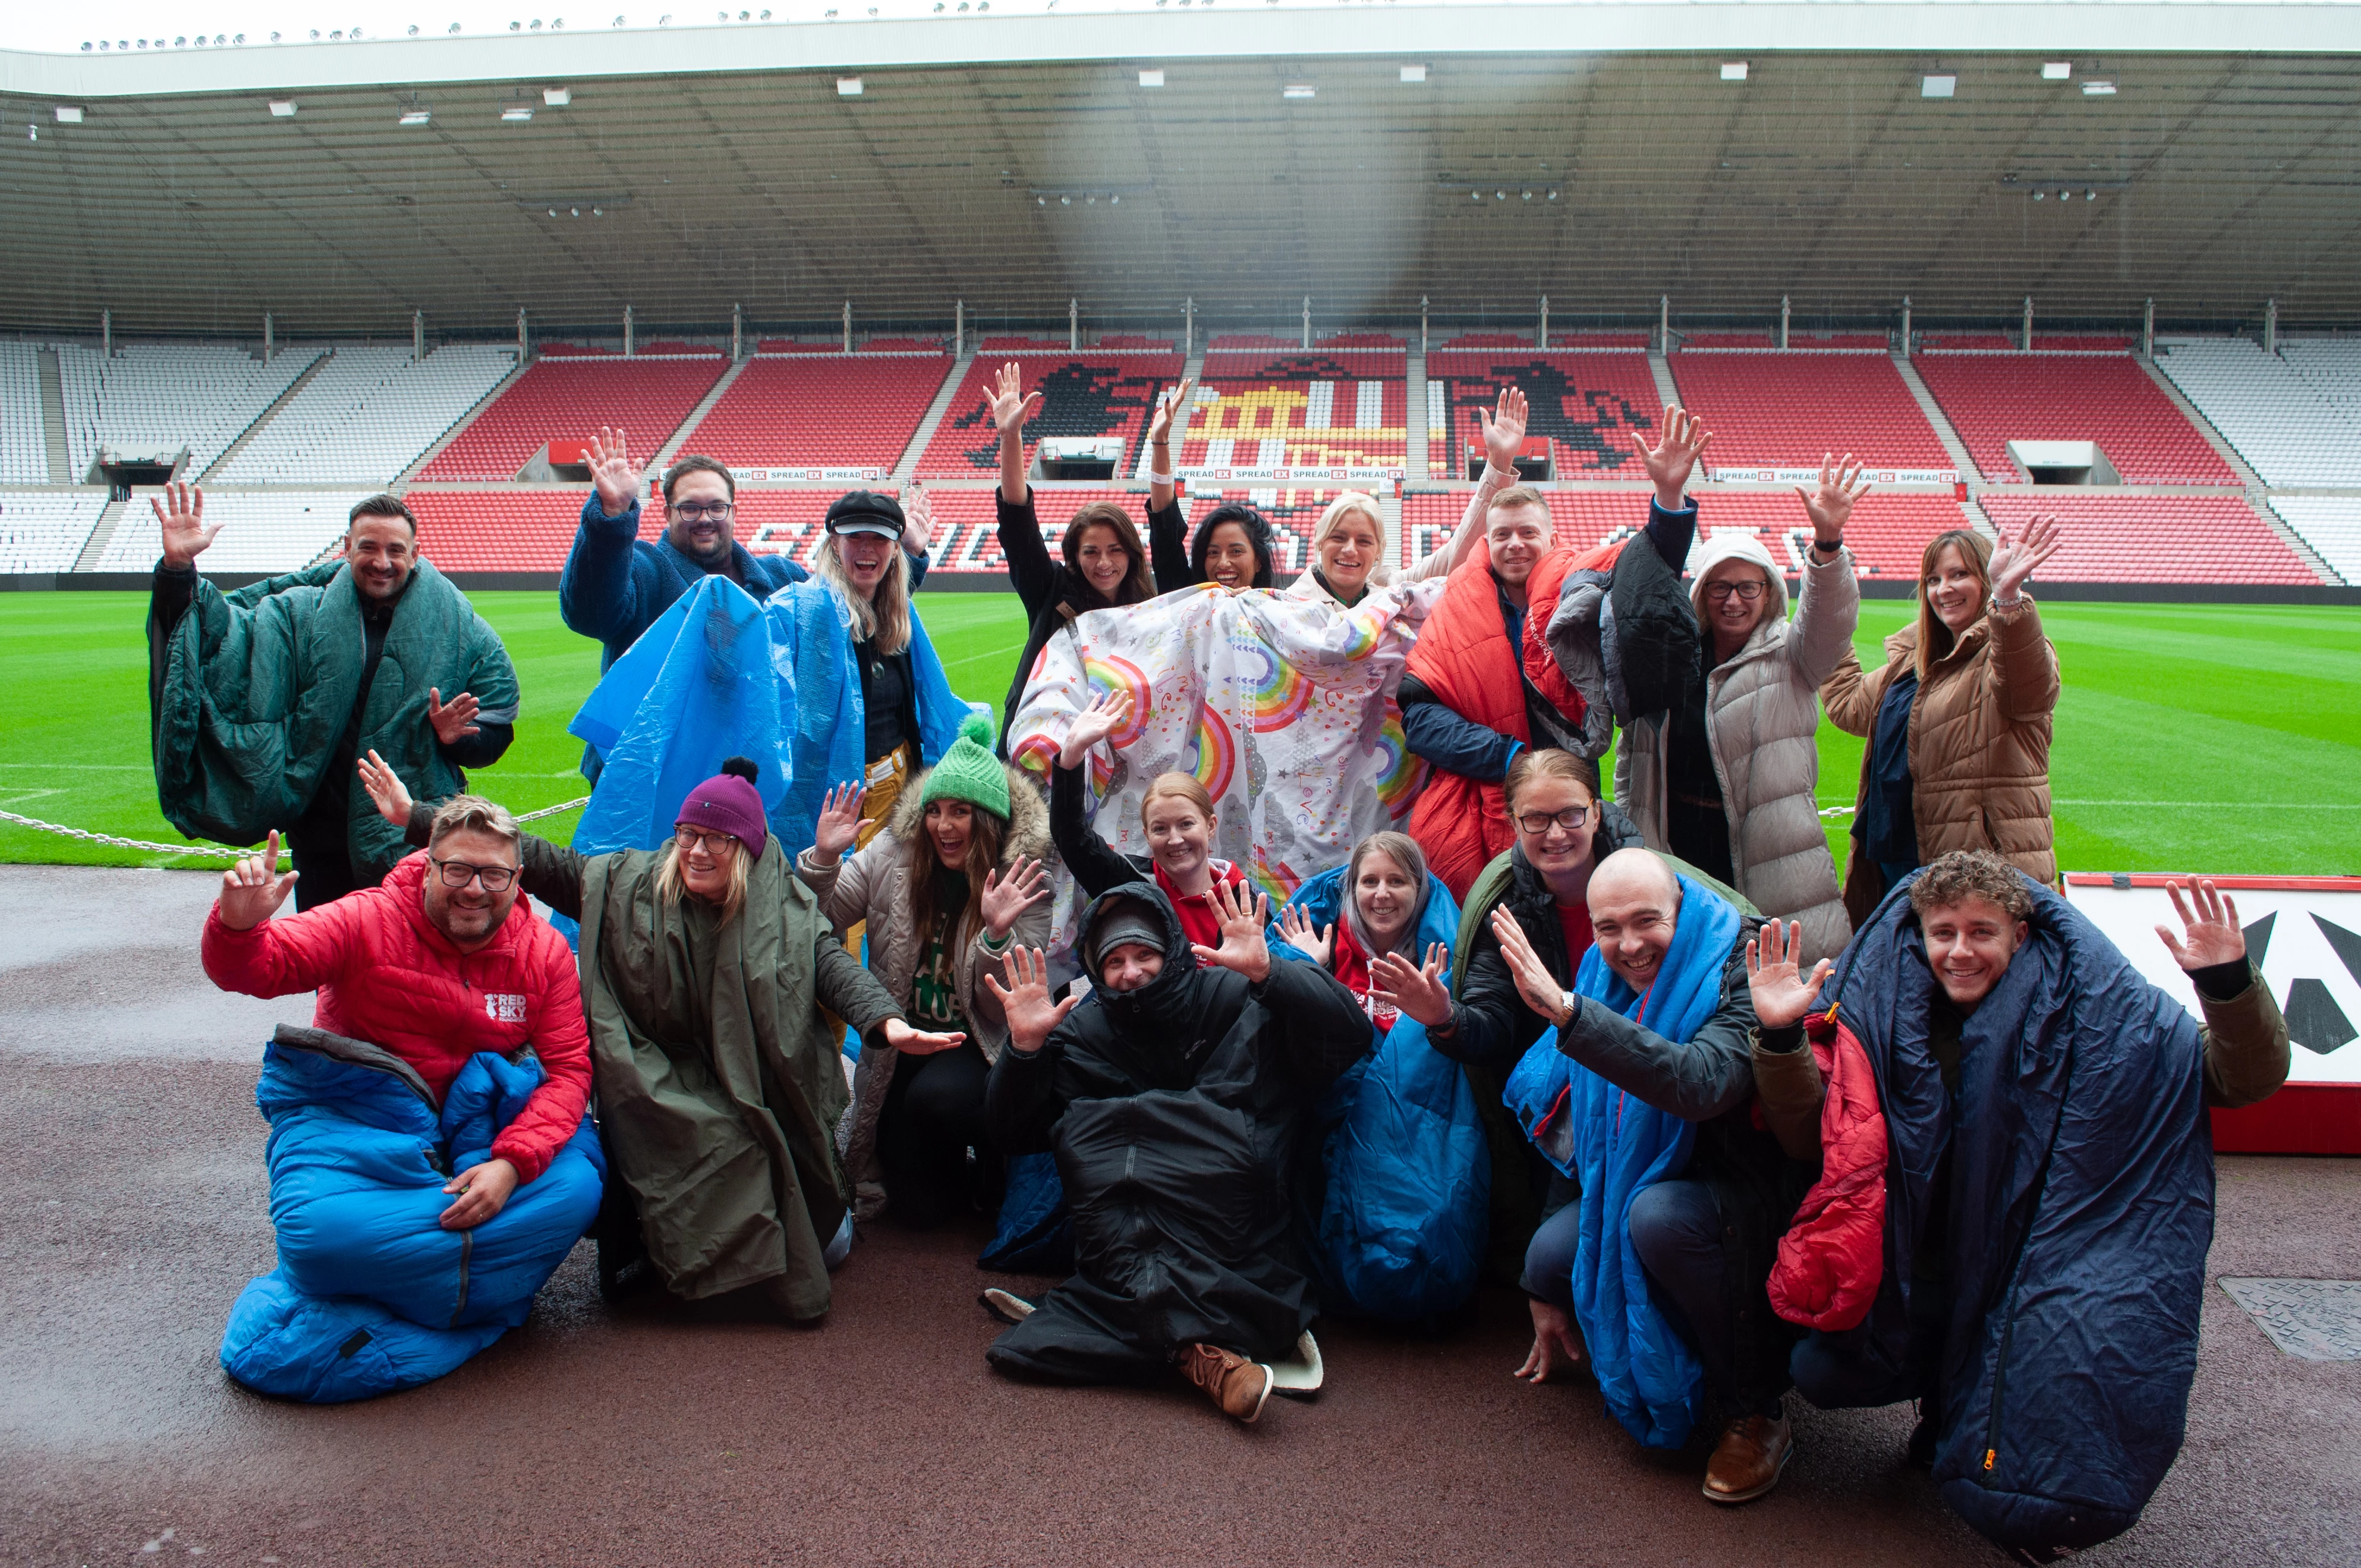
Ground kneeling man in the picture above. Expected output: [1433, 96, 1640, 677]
[202, 801, 603, 1402]
[980, 881, 1373, 1422]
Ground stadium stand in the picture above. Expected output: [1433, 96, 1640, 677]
[1679, 333, 1894, 351]
[1979, 493, 2318, 584]
[1664, 351, 1954, 473]
[0, 490, 106, 572]
[1400, 489, 1970, 580]
[209, 345, 516, 485]
[56, 343, 322, 478]
[1178, 336, 1406, 476]
[1920, 335, 2134, 353]
[0, 342, 49, 484]
[2280, 339, 2361, 425]
[1913, 351, 2238, 484]
[680, 350, 952, 472]
[916, 343, 1183, 479]
[415, 355, 728, 481]
[1424, 341, 1661, 478]
[95, 489, 381, 574]
[2267, 496, 2361, 584]
[2151, 338, 2361, 487]
[403, 489, 662, 573]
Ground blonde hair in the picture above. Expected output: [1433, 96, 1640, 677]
[1488, 483, 1550, 519]
[816, 532, 914, 656]
[654, 837, 751, 927]
[1310, 492, 1392, 588]
[1503, 748, 1600, 817]
[1915, 529, 1993, 678]
[427, 794, 520, 852]
[1139, 771, 1216, 828]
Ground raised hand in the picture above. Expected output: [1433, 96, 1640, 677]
[882, 1016, 969, 1057]
[588, 425, 641, 519]
[1148, 377, 1197, 448]
[1989, 514, 2062, 603]
[899, 478, 934, 554]
[1490, 906, 1568, 1025]
[1515, 1298, 1587, 1384]
[153, 480, 222, 569]
[1190, 880, 1273, 984]
[811, 782, 867, 862]
[1795, 452, 1870, 546]
[427, 687, 481, 746]
[216, 829, 298, 931]
[986, 362, 1043, 436]
[2157, 879, 2246, 972]
[1370, 941, 1454, 1029]
[356, 748, 415, 829]
[1480, 385, 1531, 475]
[1057, 689, 1135, 770]
[980, 855, 1054, 940]
[439, 1157, 518, 1230]
[1745, 918, 1834, 1030]
[1276, 904, 1334, 968]
[983, 945, 1081, 1055]
[1638, 404, 1714, 511]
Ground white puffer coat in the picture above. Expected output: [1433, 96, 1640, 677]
[1615, 534, 1859, 965]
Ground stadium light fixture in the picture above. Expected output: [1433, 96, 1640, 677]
[1921, 74, 1957, 99]
[1139, 69, 1164, 87]
[501, 103, 536, 122]
[1720, 62, 1747, 82]
[2083, 80, 2117, 96]
[838, 77, 864, 96]
[544, 87, 572, 106]
[53, 106, 84, 124]
[1400, 64, 1425, 83]
[269, 100, 297, 117]
[398, 105, 433, 126]
[1282, 84, 1316, 100]
[2041, 61, 2072, 81]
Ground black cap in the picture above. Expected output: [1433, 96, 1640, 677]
[825, 490, 906, 539]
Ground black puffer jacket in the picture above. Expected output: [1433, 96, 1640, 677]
[984, 883, 1372, 1362]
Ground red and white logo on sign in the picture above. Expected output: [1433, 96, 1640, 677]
[484, 993, 528, 1024]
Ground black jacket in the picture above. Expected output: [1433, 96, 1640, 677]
[996, 489, 1154, 758]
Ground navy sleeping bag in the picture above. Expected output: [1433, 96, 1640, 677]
[221, 1024, 605, 1403]
[1792, 874, 2215, 1553]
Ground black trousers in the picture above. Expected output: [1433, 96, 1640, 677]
[285, 823, 374, 912]
[877, 1039, 993, 1226]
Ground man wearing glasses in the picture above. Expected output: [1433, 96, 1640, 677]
[202, 797, 601, 1399]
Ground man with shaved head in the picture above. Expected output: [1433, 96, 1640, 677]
[1490, 843, 1814, 1506]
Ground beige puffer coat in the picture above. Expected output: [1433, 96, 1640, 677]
[1617, 535, 1860, 965]
[1820, 594, 2059, 929]
[796, 760, 1054, 1221]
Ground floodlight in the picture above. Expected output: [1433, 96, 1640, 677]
[2041, 62, 2072, 81]
[2085, 189, 2096, 201]
[838, 77, 864, 96]
[2083, 80, 2116, 96]
[398, 106, 433, 125]
[1139, 69, 1164, 87]
[1922, 75, 1956, 99]
[53, 106, 84, 124]
[269, 100, 297, 117]
[1521, 190, 1532, 201]
[1282, 84, 1315, 99]
[502, 103, 536, 122]
[1720, 62, 1747, 82]
[1400, 64, 1425, 83]
[544, 87, 571, 105]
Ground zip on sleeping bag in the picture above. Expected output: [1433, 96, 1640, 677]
[451, 1228, 474, 1327]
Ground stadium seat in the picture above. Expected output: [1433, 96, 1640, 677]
[680, 350, 952, 471]
[2152, 338, 2361, 487]
[0, 343, 50, 484]
[1980, 493, 2319, 585]
[917, 344, 1184, 479]
[1177, 336, 1406, 477]
[1663, 351, 1953, 472]
[1424, 341, 1661, 479]
[416, 357, 728, 481]
[0, 490, 108, 572]
[2268, 496, 2361, 584]
[210, 345, 516, 485]
[55, 343, 323, 478]
[1913, 351, 2235, 484]
[96, 489, 383, 574]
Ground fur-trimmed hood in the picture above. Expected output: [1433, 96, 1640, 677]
[882, 758, 1053, 871]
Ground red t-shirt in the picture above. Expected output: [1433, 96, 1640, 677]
[1554, 899, 1594, 984]
[1154, 857, 1248, 952]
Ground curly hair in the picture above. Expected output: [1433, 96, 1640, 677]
[1906, 849, 2033, 924]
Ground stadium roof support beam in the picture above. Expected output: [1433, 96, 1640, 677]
[1900, 296, 1912, 357]
[263, 311, 274, 363]
[2266, 297, 2278, 355]
[1539, 294, 1549, 351]
[1780, 294, 1790, 351]
[2022, 295, 2035, 352]
[624, 303, 634, 358]
[1302, 295, 1312, 351]
[2144, 298, 2156, 360]
[843, 301, 853, 354]
[414, 308, 426, 363]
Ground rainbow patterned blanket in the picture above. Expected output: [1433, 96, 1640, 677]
[1009, 580, 1440, 973]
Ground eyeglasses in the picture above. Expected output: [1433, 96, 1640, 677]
[1513, 805, 1591, 835]
[674, 826, 741, 855]
[670, 501, 735, 522]
[432, 858, 518, 891]
[1704, 580, 1766, 603]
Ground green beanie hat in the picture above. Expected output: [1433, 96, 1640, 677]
[919, 710, 1012, 821]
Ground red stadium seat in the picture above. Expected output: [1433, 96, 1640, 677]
[418, 359, 727, 481]
[1914, 352, 2237, 484]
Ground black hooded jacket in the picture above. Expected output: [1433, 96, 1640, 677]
[996, 488, 1157, 758]
[985, 883, 1373, 1362]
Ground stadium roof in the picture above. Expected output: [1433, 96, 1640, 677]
[4, 8, 2360, 337]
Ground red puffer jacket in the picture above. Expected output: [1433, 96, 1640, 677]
[1766, 1012, 1887, 1331]
[202, 852, 592, 1183]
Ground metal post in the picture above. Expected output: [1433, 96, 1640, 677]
[1069, 297, 1079, 351]
[1419, 295, 1428, 354]
[1899, 297, 1912, 357]
[1301, 296, 1312, 351]
[2022, 295, 2034, 351]
[954, 299, 964, 356]
[842, 301, 852, 353]
[102, 308, 112, 358]
[518, 306, 529, 361]
[263, 311, 275, 362]
[413, 308, 426, 363]
[1658, 295, 1670, 353]
[1184, 297, 1194, 355]
[1538, 294, 1549, 351]
[2265, 297, 2278, 355]
[731, 304, 744, 362]
[1778, 295, 1790, 351]
[2143, 298, 2155, 360]
[623, 304, 634, 357]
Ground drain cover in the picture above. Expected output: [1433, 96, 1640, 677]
[2219, 1278, 2361, 1361]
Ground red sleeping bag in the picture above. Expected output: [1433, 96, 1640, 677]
[1766, 1010, 1888, 1332]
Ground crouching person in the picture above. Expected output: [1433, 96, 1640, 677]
[1755, 851, 2289, 1559]
[978, 882, 1374, 1423]
[202, 804, 603, 1403]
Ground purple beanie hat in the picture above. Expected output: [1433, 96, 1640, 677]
[675, 757, 768, 859]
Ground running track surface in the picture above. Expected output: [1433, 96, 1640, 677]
[3, 864, 2356, 1566]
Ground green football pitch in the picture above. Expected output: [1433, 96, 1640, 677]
[4, 590, 2356, 878]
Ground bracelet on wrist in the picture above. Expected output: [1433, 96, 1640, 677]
[1147, 470, 1178, 486]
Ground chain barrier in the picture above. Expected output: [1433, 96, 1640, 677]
[0, 796, 591, 862]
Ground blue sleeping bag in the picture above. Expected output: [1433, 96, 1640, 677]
[1792, 874, 2216, 1554]
[1502, 873, 1741, 1449]
[220, 1025, 605, 1403]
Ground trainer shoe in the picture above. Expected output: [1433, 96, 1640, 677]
[1702, 1408, 1794, 1504]
[1180, 1343, 1274, 1424]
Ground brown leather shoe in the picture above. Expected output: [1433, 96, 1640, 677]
[1702, 1409, 1793, 1504]
[1180, 1343, 1274, 1423]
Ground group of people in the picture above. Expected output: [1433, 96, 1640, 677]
[145, 370, 2291, 1561]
